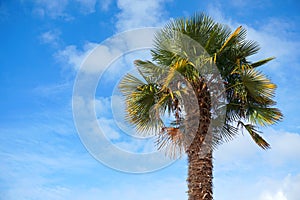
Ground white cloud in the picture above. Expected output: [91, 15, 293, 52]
[29, 0, 98, 19]
[30, 0, 70, 19]
[214, 173, 300, 200]
[115, 0, 170, 31]
[55, 42, 98, 71]
[264, 129, 300, 166]
[259, 179, 291, 200]
[39, 29, 61, 47]
[257, 174, 300, 200]
[215, 128, 300, 170]
[57, 28, 157, 74]
[214, 128, 300, 200]
[56, 41, 124, 73]
[260, 191, 287, 200]
[80, 42, 123, 73]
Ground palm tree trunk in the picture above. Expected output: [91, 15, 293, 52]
[186, 79, 213, 200]
[187, 137, 213, 200]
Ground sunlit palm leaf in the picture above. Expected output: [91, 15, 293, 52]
[241, 69, 276, 101]
[218, 25, 242, 54]
[247, 106, 283, 126]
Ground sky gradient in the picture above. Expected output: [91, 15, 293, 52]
[1, 0, 300, 199]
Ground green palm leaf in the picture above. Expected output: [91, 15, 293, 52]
[250, 57, 275, 68]
[238, 121, 270, 149]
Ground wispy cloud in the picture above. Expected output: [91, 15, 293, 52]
[39, 29, 61, 47]
[0, 124, 96, 200]
[33, 82, 71, 98]
[28, 0, 98, 20]
[115, 0, 170, 31]
[56, 28, 156, 74]
[55, 42, 98, 71]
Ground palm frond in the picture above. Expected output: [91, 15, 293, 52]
[241, 69, 276, 101]
[218, 122, 239, 142]
[238, 40, 260, 58]
[247, 106, 283, 126]
[119, 71, 164, 134]
[119, 73, 146, 95]
[250, 57, 275, 68]
[126, 83, 163, 133]
[238, 122, 270, 150]
[218, 25, 242, 54]
[134, 60, 166, 82]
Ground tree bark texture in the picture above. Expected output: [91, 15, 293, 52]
[186, 78, 213, 200]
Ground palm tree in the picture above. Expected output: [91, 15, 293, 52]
[119, 13, 282, 200]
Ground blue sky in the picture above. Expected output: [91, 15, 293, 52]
[1, 0, 300, 199]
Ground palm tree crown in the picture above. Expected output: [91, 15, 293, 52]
[119, 13, 282, 199]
